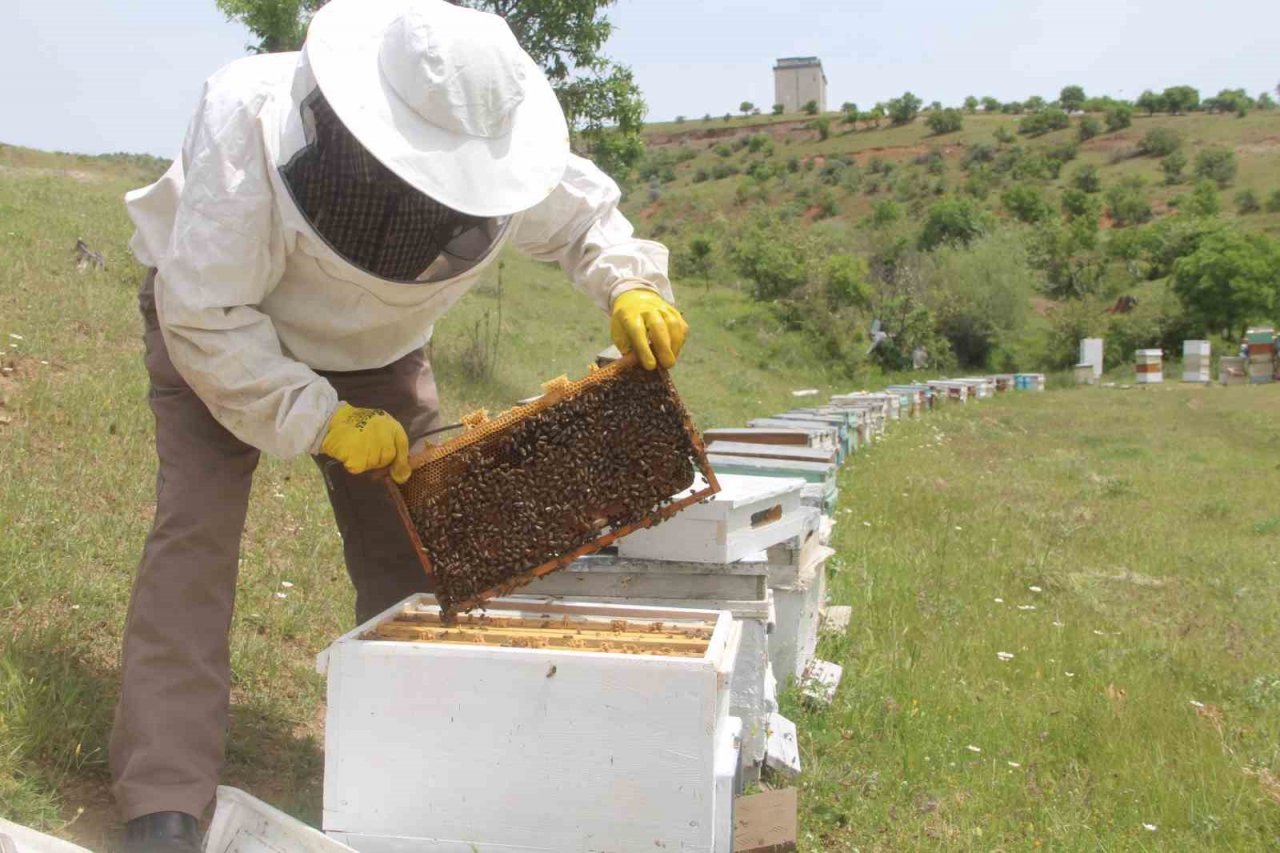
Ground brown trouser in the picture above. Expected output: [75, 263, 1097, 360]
[110, 270, 443, 821]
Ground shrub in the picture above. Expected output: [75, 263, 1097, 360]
[1061, 188, 1102, 220]
[813, 117, 831, 141]
[730, 222, 809, 300]
[1236, 189, 1261, 214]
[1019, 109, 1070, 136]
[1105, 104, 1133, 131]
[926, 108, 965, 135]
[1073, 164, 1102, 193]
[710, 162, 740, 180]
[803, 100, 819, 116]
[1106, 177, 1153, 226]
[713, 143, 731, 158]
[1002, 184, 1054, 224]
[1195, 147, 1238, 188]
[747, 134, 773, 155]
[692, 168, 709, 184]
[1138, 127, 1183, 157]
[1161, 151, 1187, 185]
[868, 199, 903, 228]
[887, 92, 923, 125]
[1183, 180, 1222, 217]
[918, 197, 994, 250]
[994, 125, 1016, 144]
[963, 143, 996, 169]
[1078, 116, 1103, 141]
[823, 255, 870, 308]
[1267, 189, 1280, 213]
[1046, 140, 1080, 164]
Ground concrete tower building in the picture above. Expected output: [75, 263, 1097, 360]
[773, 57, 827, 114]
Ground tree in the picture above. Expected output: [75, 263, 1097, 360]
[739, 101, 755, 117]
[867, 104, 886, 128]
[1061, 188, 1102, 220]
[813, 116, 831, 141]
[887, 91, 923, 125]
[1002, 184, 1054, 224]
[687, 236, 714, 286]
[802, 100, 820, 116]
[964, 96, 980, 113]
[925, 108, 964, 135]
[1259, 93, 1277, 111]
[214, 0, 647, 177]
[772, 103, 784, 116]
[981, 96, 1001, 113]
[841, 103, 860, 125]
[1172, 229, 1280, 337]
[1162, 86, 1200, 115]
[1077, 115, 1102, 141]
[1136, 89, 1165, 115]
[1105, 104, 1133, 131]
[918, 197, 993, 250]
[1195, 147, 1238, 187]
[1025, 95, 1047, 112]
[1060, 85, 1086, 113]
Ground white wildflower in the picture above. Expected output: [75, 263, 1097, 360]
[1017, 605, 1037, 611]
[997, 652, 1014, 661]
[1142, 823, 1157, 832]
[1007, 761, 1021, 768]
[1029, 585, 1043, 593]
[280, 581, 294, 589]
[965, 745, 982, 753]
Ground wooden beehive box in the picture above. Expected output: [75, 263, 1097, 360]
[319, 594, 742, 852]
[705, 441, 838, 466]
[616, 474, 808, 564]
[389, 355, 718, 615]
[702, 427, 821, 449]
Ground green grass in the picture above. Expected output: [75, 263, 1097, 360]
[4, 144, 1279, 850]
[789, 385, 1280, 850]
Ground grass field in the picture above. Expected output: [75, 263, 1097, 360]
[3, 146, 1280, 850]
[789, 385, 1280, 850]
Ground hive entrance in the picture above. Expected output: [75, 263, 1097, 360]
[364, 609, 714, 657]
[391, 356, 718, 615]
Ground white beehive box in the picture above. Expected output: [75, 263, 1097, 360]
[768, 546, 830, 684]
[1135, 348, 1163, 384]
[320, 595, 742, 853]
[517, 583, 774, 786]
[1080, 337, 1104, 378]
[927, 380, 970, 402]
[1183, 340, 1211, 383]
[705, 441, 837, 466]
[617, 474, 807, 563]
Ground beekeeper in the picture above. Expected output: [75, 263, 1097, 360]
[112, 0, 686, 848]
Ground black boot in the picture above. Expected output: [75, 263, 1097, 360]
[123, 812, 201, 853]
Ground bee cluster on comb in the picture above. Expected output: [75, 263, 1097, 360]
[392, 357, 718, 615]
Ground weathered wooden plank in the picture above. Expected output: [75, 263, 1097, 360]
[733, 788, 798, 853]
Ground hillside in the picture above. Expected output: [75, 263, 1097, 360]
[622, 107, 1280, 377]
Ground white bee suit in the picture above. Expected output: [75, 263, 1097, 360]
[126, 51, 670, 459]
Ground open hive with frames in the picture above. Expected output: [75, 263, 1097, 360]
[388, 354, 719, 617]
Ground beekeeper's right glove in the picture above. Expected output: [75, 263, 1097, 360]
[321, 403, 411, 483]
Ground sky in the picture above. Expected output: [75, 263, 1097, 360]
[2, 0, 1277, 157]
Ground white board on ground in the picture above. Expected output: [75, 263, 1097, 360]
[205, 787, 357, 853]
[765, 712, 802, 780]
[0, 821, 91, 853]
[800, 660, 843, 706]
[820, 605, 852, 635]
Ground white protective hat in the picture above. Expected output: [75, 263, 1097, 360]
[305, 0, 570, 217]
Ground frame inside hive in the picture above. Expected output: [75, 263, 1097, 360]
[363, 608, 714, 658]
[388, 354, 720, 616]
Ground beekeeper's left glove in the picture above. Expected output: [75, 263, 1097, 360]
[321, 403, 412, 483]
[610, 289, 689, 371]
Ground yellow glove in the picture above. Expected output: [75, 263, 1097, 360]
[609, 289, 689, 370]
[321, 403, 411, 484]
